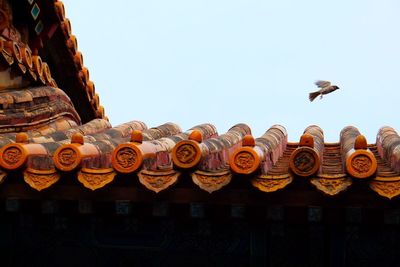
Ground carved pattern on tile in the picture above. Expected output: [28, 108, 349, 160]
[78, 168, 116, 191]
[3, 147, 22, 166]
[23, 169, 60, 191]
[192, 170, 232, 193]
[116, 147, 137, 169]
[370, 180, 400, 200]
[293, 151, 315, 173]
[58, 148, 77, 166]
[310, 177, 352, 196]
[251, 175, 293, 193]
[351, 155, 372, 174]
[138, 170, 179, 193]
[233, 151, 255, 172]
[176, 144, 197, 164]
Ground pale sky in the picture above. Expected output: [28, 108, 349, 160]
[63, 0, 400, 142]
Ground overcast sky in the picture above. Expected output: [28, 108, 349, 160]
[63, 0, 400, 142]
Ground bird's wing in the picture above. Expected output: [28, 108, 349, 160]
[315, 80, 331, 88]
[325, 86, 338, 94]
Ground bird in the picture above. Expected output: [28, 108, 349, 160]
[309, 80, 340, 102]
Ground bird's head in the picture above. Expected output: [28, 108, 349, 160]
[333, 85, 339, 90]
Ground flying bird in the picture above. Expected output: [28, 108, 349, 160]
[309, 80, 340, 102]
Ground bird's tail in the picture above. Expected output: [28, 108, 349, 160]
[309, 91, 320, 102]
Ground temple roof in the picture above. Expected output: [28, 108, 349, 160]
[3, 0, 105, 122]
[0, 119, 399, 201]
[0, 1, 400, 203]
